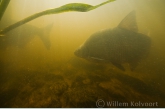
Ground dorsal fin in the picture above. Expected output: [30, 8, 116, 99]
[117, 11, 138, 32]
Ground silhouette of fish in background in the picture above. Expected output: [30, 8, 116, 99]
[74, 11, 151, 71]
[0, 20, 53, 50]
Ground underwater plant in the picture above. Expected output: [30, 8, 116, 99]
[0, 0, 10, 21]
[0, 0, 115, 35]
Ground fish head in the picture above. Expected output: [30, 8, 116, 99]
[74, 33, 98, 59]
[74, 43, 89, 59]
[74, 43, 106, 63]
[74, 31, 107, 62]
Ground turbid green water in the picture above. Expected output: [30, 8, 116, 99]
[0, 0, 165, 108]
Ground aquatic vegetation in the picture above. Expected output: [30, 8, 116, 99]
[0, 0, 10, 20]
[0, 0, 115, 35]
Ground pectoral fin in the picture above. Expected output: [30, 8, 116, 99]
[111, 62, 125, 71]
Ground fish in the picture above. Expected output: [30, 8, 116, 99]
[0, 19, 53, 50]
[74, 11, 151, 71]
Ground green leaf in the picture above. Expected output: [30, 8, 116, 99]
[0, 0, 115, 35]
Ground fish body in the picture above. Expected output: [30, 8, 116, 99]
[74, 11, 151, 71]
[0, 20, 53, 50]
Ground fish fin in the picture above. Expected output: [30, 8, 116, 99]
[117, 10, 138, 32]
[129, 61, 138, 71]
[39, 23, 53, 50]
[111, 62, 125, 71]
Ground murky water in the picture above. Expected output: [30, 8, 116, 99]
[0, 0, 165, 107]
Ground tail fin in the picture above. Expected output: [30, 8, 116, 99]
[39, 23, 53, 50]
